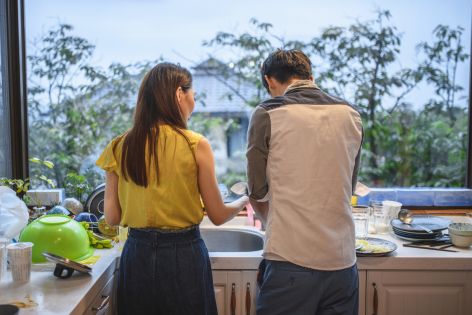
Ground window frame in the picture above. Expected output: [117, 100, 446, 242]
[1, 0, 28, 179]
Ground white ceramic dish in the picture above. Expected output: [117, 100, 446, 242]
[449, 233, 472, 248]
[448, 223, 472, 237]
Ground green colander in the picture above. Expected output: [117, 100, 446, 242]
[19, 214, 94, 263]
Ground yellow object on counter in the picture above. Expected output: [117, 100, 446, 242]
[351, 196, 358, 206]
[78, 255, 101, 265]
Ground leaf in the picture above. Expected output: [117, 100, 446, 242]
[42, 160, 55, 169]
[29, 157, 41, 164]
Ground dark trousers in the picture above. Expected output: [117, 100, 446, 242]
[117, 226, 217, 315]
[257, 260, 359, 315]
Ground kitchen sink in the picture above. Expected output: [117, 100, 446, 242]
[201, 228, 264, 252]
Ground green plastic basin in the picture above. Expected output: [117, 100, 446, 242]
[19, 214, 94, 263]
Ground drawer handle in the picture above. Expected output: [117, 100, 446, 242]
[92, 295, 110, 312]
[372, 283, 378, 315]
[245, 282, 251, 315]
[231, 283, 236, 315]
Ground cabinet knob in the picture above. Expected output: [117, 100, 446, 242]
[231, 283, 236, 315]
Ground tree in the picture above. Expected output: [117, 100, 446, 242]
[28, 24, 151, 187]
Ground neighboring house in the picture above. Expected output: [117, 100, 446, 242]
[192, 59, 254, 176]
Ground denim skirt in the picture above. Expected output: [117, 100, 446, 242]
[117, 226, 218, 315]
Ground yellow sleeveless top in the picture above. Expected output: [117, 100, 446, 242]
[96, 125, 204, 229]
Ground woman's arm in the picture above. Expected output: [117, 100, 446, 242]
[104, 171, 122, 226]
[196, 138, 249, 225]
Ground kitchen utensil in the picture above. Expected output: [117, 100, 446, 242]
[230, 182, 248, 196]
[7, 242, 33, 282]
[397, 210, 433, 233]
[74, 212, 99, 232]
[403, 243, 458, 252]
[98, 215, 118, 237]
[355, 237, 397, 257]
[85, 184, 105, 218]
[46, 205, 71, 216]
[42, 252, 92, 279]
[19, 215, 94, 263]
[392, 215, 451, 233]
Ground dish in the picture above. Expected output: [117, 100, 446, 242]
[393, 233, 444, 242]
[355, 237, 397, 257]
[392, 228, 442, 239]
[391, 215, 451, 233]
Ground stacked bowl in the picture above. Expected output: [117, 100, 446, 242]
[448, 223, 472, 248]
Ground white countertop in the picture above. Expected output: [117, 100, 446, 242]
[0, 246, 120, 315]
[1, 216, 471, 314]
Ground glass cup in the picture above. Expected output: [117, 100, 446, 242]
[0, 238, 10, 282]
[352, 205, 370, 238]
[7, 242, 34, 282]
[373, 212, 391, 234]
[382, 200, 402, 230]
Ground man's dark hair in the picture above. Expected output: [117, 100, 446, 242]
[261, 49, 312, 93]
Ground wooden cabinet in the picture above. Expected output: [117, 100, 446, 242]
[213, 270, 258, 315]
[364, 271, 472, 315]
[82, 273, 117, 315]
[359, 270, 366, 315]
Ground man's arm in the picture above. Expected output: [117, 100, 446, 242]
[352, 127, 364, 194]
[249, 198, 269, 226]
[246, 106, 271, 222]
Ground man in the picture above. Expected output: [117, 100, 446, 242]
[246, 49, 363, 315]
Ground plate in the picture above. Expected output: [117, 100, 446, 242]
[392, 226, 441, 236]
[355, 237, 397, 257]
[392, 228, 442, 239]
[392, 233, 444, 242]
[391, 216, 451, 233]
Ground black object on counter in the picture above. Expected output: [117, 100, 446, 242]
[0, 305, 19, 315]
[42, 252, 92, 279]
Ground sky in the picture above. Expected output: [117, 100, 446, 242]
[25, 0, 471, 106]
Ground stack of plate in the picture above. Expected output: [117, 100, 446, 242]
[391, 215, 451, 241]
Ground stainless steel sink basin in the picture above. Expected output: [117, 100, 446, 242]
[201, 229, 264, 252]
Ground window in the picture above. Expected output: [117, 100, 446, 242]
[22, 1, 471, 206]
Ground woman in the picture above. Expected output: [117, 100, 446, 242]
[96, 62, 249, 314]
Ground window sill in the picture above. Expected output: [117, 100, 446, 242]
[357, 188, 472, 208]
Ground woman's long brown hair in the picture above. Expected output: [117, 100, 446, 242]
[120, 62, 193, 187]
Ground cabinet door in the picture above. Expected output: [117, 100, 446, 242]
[241, 271, 258, 315]
[213, 271, 242, 315]
[366, 271, 472, 315]
[359, 270, 366, 315]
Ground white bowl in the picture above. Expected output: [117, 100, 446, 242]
[449, 232, 472, 248]
[448, 223, 472, 237]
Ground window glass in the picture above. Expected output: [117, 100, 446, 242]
[25, 0, 470, 190]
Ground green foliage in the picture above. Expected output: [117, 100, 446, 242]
[202, 12, 469, 187]
[64, 172, 92, 204]
[28, 24, 154, 187]
[27, 13, 469, 189]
